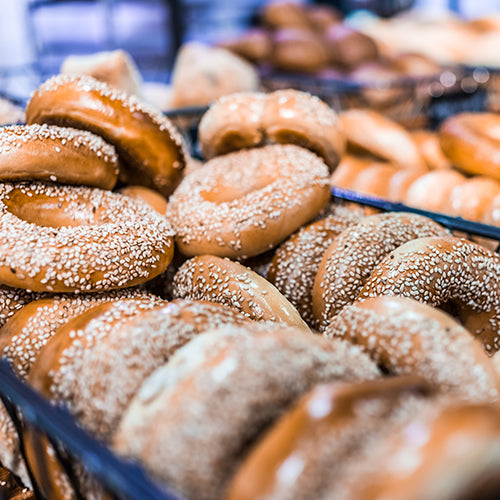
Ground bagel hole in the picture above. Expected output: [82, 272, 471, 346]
[216, 132, 260, 156]
[5, 190, 96, 228]
[271, 130, 326, 163]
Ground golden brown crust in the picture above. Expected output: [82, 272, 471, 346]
[25, 74, 187, 196]
[0, 182, 174, 292]
[340, 109, 427, 170]
[199, 89, 344, 172]
[0, 124, 118, 189]
[167, 145, 330, 258]
[118, 185, 167, 215]
[358, 236, 500, 355]
[448, 177, 500, 222]
[411, 129, 452, 170]
[405, 169, 466, 213]
[440, 112, 500, 180]
[173, 255, 309, 330]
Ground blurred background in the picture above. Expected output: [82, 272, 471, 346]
[0, 0, 499, 102]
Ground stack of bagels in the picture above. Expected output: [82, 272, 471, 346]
[0, 75, 500, 500]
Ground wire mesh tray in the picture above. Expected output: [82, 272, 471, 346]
[260, 66, 488, 129]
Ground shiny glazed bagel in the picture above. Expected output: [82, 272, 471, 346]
[325, 296, 499, 402]
[25, 74, 187, 195]
[358, 236, 500, 355]
[167, 145, 330, 258]
[440, 112, 500, 180]
[0, 124, 118, 189]
[173, 254, 309, 330]
[198, 89, 344, 172]
[114, 323, 380, 500]
[0, 182, 174, 292]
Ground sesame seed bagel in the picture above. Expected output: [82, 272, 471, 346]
[267, 208, 361, 327]
[0, 182, 174, 292]
[325, 296, 500, 402]
[167, 144, 330, 258]
[339, 109, 427, 170]
[173, 255, 309, 330]
[227, 376, 434, 500]
[0, 124, 118, 189]
[25, 74, 187, 195]
[439, 112, 500, 180]
[24, 296, 166, 500]
[0, 289, 150, 379]
[28, 298, 249, 441]
[313, 213, 450, 330]
[358, 237, 500, 355]
[0, 286, 41, 327]
[198, 89, 344, 172]
[113, 324, 381, 500]
[0, 289, 152, 490]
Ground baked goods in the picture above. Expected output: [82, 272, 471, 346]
[439, 113, 500, 180]
[271, 28, 329, 73]
[325, 296, 499, 402]
[25, 74, 187, 195]
[118, 185, 167, 215]
[313, 213, 450, 330]
[114, 323, 380, 500]
[0, 286, 40, 327]
[173, 255, 309, 329]
[340, 109, 427, 170]
[60, 49, 143, 97]
[169, 42, 260, 108]
[267, 208, 361, 326]
[0, 124, 118, 189]
[405, 169, 467, 213]
[411, 129, 452, 170]
[228, 376, 500, 500]
[226, 376, 434, 500]
[167, 145, 330, 258]
[448, 177, 500, 221]
[325, 24, 379, 69]
[0, 182, 174, 292]
[0, 290, 148, 379]
[359, 237, 500, 355]
[199, 89, 344, 172]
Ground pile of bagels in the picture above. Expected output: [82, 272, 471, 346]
[0, 73, 500, 500]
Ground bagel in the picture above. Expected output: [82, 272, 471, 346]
[325, 296, 499, 402]
[113, 323, 380, 500]
[173, 255, 309, 330]
[313, 213, 450, 330]
[439, 112, 500, 180]
[118, 185, 167, 215]
[340, 109, 427, 170]
[167, 145, 330, 258]
[227, 376, 434, 500]
[0, 124, 118, 189]
[25, 74, 187, 195]
[0, 182, 174, 292]
[358, 236, 500, 355]
[267, 208, 361, 326]
[198, 89, 344, 172]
